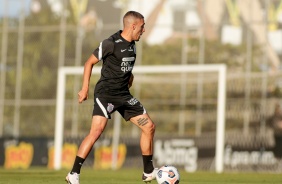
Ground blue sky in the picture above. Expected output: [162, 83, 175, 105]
[0, 0, 31, 17]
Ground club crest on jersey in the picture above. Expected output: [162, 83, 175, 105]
[128, 46, 133, 52]
[107, 103, 114, 113]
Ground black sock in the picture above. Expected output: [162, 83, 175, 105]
[142, 155, 154, 174]
[71, 156, 85, 174]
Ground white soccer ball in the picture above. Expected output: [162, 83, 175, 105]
[156, 165, 180, 184]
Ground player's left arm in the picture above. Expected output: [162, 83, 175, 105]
[128, 73, 134, 88]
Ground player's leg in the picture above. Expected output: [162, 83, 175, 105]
[77, 115, 108, 158]
[130, 113, 155, 155]
[130, 114, 158, 182]
[66, 115, 108, 184]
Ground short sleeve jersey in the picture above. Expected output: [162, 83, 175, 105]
[93, 30, 136, 96]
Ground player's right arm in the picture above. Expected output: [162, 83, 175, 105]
[78, 38, 113, 103]
[78, 54, 99, 103]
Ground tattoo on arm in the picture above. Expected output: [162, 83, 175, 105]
[137, 118, 148, 126]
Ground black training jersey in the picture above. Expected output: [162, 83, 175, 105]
[93, 30, 136, 96]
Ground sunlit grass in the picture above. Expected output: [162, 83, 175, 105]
[1, 167, 281, 184]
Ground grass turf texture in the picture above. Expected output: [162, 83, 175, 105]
[1, 168, 281, 184]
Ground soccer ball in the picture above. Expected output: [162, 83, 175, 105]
[156, 165, 180, 184]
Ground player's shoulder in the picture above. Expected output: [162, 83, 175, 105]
[100, 37, 114, 52]
[103, 37, 115, 46]
[108, 31, 124, 44]
[102, 32, 122, 47]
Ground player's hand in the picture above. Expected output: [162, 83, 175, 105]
[78, 89, 88, 103]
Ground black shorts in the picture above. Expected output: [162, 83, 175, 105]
[92, 94, 146, 121]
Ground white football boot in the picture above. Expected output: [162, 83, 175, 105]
[65, 172, 80, 184]
[142, 168, 158, 183]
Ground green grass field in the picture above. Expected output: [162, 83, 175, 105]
[1, 168, 281, 184]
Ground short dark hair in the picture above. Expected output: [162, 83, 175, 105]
[123, 11, 144, 20]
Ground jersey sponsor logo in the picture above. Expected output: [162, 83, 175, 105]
[107, 103, 114, 113]
[121, 49, 127, 52]
[121, 60, 133, 72]
[122, 57, 135, 61]
[127, 98, 139, 105]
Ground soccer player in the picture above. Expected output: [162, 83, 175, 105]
[65, 11, 158, 184]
